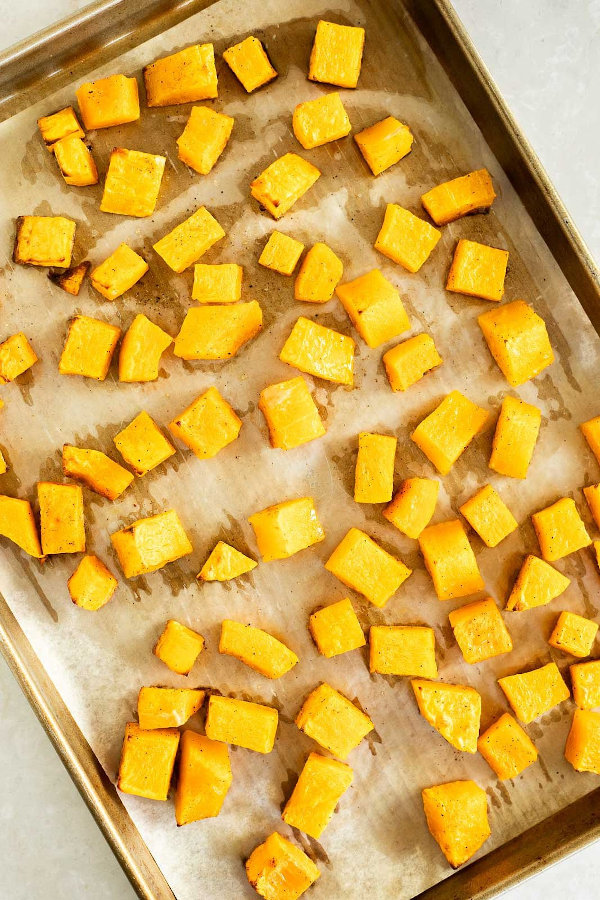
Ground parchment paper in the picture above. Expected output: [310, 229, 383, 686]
[1, 1, 600, 897]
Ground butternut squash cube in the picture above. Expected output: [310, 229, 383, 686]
[422, 780, 490, 868]
[192, 263, 242, 303]
[154, 619, 204, 675]
[62, 445, 133, 500]
[459, 484, 518, 548]
[59, 316, 120, 380]
[295, 683, 373, 759]
[205, 695, 278, 753]
[449, 597, 513, 664]
[90, 243, 148, 300]
[251, 153, 320, 219]
[76, 74, 139, 129]
[446, 239, 509, 302]
[282, 752, 353, 839]
[571, 660, 600, 709]
[505, 554, 570, 611]
[38, 482, 85, 555]
[293, 92, 351, 150]
[100, 148, 166, 217]
[412, 679, 481, 752]
[223, 36, 277, 92]
[0, 333, 37, 383]
[177, 105, 234, 175]
[309, 597, 365, 658]
[280, 316, 354, 385]
[67, 554, 117, 610]
[581, 416, 600, 466]
[489, 395, 541, 479]
[411, 390, 489, 475]
[308, 20, 365, 88]
[478, 300, 554, 387]
[175, 731, 232, 825]
[174, 301, 262, 360]
[354, 432, 396, 503]
[198, 541, 256, 581]
[137, 687, 204, 730]
[117, 722, 179, 801]
[498, 662, 570, 723]
[532, 497, 591, 562]
[375, 204, 441, 273]
[337, 268, 411, 348]
[259, 376, 325, 450]
[0, 495, 43, 557]
[168, 386, 241, 459]
[259, 231, 304, 275]
[53, 136, 98, 186]
[114, 411, 175, 476]
[421, 168, 496, 225]
[249, 497, 324, 561]
[419, 519, 484, 601]
[383, 477, 439, 539]
[119, 314, 172, 383]
[478, 714, 538, 780]
[383, 333, 442, 392]
[219, 620, 298, 679]
[370, 625, 437, 677]
[549, 611, 598, 658]
[144, 44, 218, 106]
[354, 116, 413, 176]
[153, 206, 225, 273]
[565, 709, 600, 774]
[584, 483, 600, 529]
[294, 242, 343, 303]
[246, 832, 320, 900]
[13, 215, 75, 267]
[111, 509, 193, 578]
[48, 260, 90, 296]
[325, 527, 411, 607]
[38, 106, 84, 149]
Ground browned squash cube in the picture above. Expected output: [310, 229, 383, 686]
[100, 148, 166, 217]
[251, 153, 320, 219]
[0, 333, 38, 384]
[48, 261, 90, 296]
[38, 482, 85, 555]
[58, 316, 120, 381]
[90, 243, 148, 300]
[308, 20, 365, 88]
[421, 169, 496, 225]
[76, 74, 139, 129]
[37, 106, 84, 150]
[246, 833, 320, 900]
[446, 239, 509, 302]
[144, 44, 218, 106]
[68, 554, 117, 611]
[53, 136, 98, 186]
[223, 36, 277, 92]
[13, 215, 76, 268]
[62, 445, 133, 500]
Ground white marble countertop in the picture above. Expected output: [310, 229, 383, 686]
[0, 2, 599, 898]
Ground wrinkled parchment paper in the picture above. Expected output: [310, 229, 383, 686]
[1, 1, 600, 897]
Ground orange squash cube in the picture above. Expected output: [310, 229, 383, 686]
[223, 36, 277, 92]
[101, 148, 165, 217]
[144, 44, 217, 106]
[175, 731, 232, 825]
[478, 713, 537, 780]
[505, 554, 570, 611]
[375, 204, 441, 273]
[449, 597, 512, 663]
[570, 660, 600, 709]
[119, 314, 172, 383]
[177, 105, 234, 175]
[383, 333, 442, 392]
[308, 20, 365, 88]
[422, 781, 490, 868]
[219, 620, 298, 679]
[309, 597, 365, 658]
[446, 239, 508, 302]
[48, 261, 90, 296]
[117, 722, 179, 801]
[411, 390, 489, 475]
[295, 683, 373, 759]
[459, 484, 518, 548]
[584, 483, 600, 528]
[37, 106, 84, 149]
[13, 215, 75, 268]
[280, 316, 354, 385]
[59, 316, 120, 381]
[114, 412, 175, 476]
[412, 680, 481, 753]
[336, 268, 410, 348]
[419, 519, 484, 601]
[0, 495, 43, 558]
[154, 619, 204, 675]
[0, 333, 38, 383]
[565, 709, 600, 774]
[63, 445, 133, 500]
[251, 153, 320, 219]
[354, 432, 396, 503]
[478, 300, 554, 387]
[498, 662, 570, 723]
[370, 625, 437, 677]
[76, 74, 139, 129]
[67, 554, 117, 610]
[549, 611, 598, 658]
[259, 231, 304, 275]
[205, 695, 278, 754]
[581, 415, 600, 466]
[259, 376, 325, 450]
[137, 686, 204, 730]
[293, 92, 351, 150]
[174, 301, 262, 360]
[53, 136, 98, 186]
[354, 116, 413, 175]
[294, 242, 343, 303]
[282, 752, 353, 839]
[325, 527, 411, 607]
[90, 243, 148, 300]
[489, 395, 541, 478]
[168, 386, 241, 459]
[38, 482, 85, 555]
[532, 497, 591, 562]
[246, 832, 320, 900]
[383, 477, 439, 539]
[198, 541, 256, 582]
[191, 263, 242, 303]
[421, 168, 496, 225]
[153, 206, 225, 273]
[111, 509, 193, 578]
[249, 497, 324, 562]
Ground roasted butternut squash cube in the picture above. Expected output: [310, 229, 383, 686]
[422, 782, 490, 869]
[337, 268, 411, 348]
[67, 554, 117, 610]
[498, 662, 570, 723]
[48, 260, 90, 296]
[38, 482, 85, 555]
[246, 832, 320, 900]
[296, 683, 373, 759]
[478, 300, 554, 387]
[119, 314, 172, 383]
[446, 239, 508, 302]
[249, 497, 324, 561]
[259, 376, 325, 450]
[412, 390, 489, 475]
[114, 412, 175, 476]
[90, 243, 148, 300]
[354, 432, 396, 503]
[205, 695, 278, 753]
[549, 611, 598, 658]
[581, 416, 600, 466]
[283, 752, 353, 839]
[154, 619, 204, 675]
[117, 722, 179, 801]
[251, 153, 320, 219]
[100, 148, 166, 217]
[280, 316, 354, 385]
[412, 680, 480, 753]
[198, 541, 256, 581]
[571, 660, 600, 709]
[63, 445, 133, 500]
[38, 106, 84, 149]
[168, 386, 241, 459]
[0, 333, 37, 383]
[175, 731, 232, 825]
[478, 714, 538, 780]
[76, 74, 139, 129]
[144, 44, 218, 106]
[0, 495, 43, 557]
[489, 395, 541, 479]
[219, 620, 298, 679]
[293, 92, 351, 150]
[153, 206, 225, 273]
[308, 20, 365, 88]
[325, 527, 411, 607]
[354, 116, 413, 176]
[459, 484, 518, 548]
[294, 242, 343, 303]
[375, 204, 441, 273]
[177, 105, 234, 175]
[505, 554, 570, 611]
[419, 519, 484, 601]
[383, 333, 442, 392]
[584, 483, 600, 529]
[174, 301, 262, 360]
[565, 709, 600, 774]
[532, 497, 591, 562]
[59, 316, 120, 380]
[370, 625, 437, 677]
[223, 36, 277, 92]
[13, 215, 75, 267]
[421, 168, 496, 225]
[53, 136, 98, 186]
[449, 597, 512, 664]
[309, 597, 365, 658]
[259, 231, 304, 275]
[192, 263, 242, 303]
[383, 477, 439, 539]
[137, 687, 204, 730]
[111, 509, 193, 578]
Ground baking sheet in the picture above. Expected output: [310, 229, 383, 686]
[1, 0, 600, 897]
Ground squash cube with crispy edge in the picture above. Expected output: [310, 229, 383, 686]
[283, 752, 353, 839]
[532, 497, 591, 562]
[177, 105, 234, 175]
[62, 445, 133, 501]
[581, 416, 600, 466]
[223, 36, 277, 92]
[53, 136, 98, 186]
[354, 116, 413, 176]
[499, 662, 570, 723]
[100, 148, 165, 217]
[198, 541, 256, 581]
[251, 153, 321, 219]
[219, 620, 299, 679]
[174, 301, 262, 360]
[370, 625, 437, 677]
[175, 731, 232, 825]
[337, 268, 411, 349]
[137, 687, 205, 730]
[446, 239, 509, 302]
[478, 300, 554, 387]
[192, 263, 242, 303]
[67, 555, 117, 611]
[354, 432, 396, 503]
[565, 709, 600, 774]
[76, 74, 139, 129]
[144, 44, 218, 106]
[412, 390, 489, 475]
[595, 541, 600, 570]
[584, 484, 600, 529]
[0, 495, 43, 557]
[13, 215, 75, 268]
[412, 680, 481, 753]
[119, 314, 172, 383]
[38, 482, 85, 555]
[549, 611, 598, 658]
[422, 780, 490, 868]
[294, 242, 343, 303]
[292, 92, 351, 150]
[154, 620, 204, 675]
[37, 107, 84, 149]
[375, 204, 441, 273]
[48, 261, 90, 296]
[280, 316, 355, 386]
[459, 484, 518, 548]
[505, 554, 570, 611]
[296, 683, 373, 759]
[308, 20, 365, 88]
[117, 722, 179, 801]
[90, 244, 148, 301]
[421, 168, 496, 225]
[249, 497, 324, 562]
[383, 333, 442, 392]
[477, 713, 537, 780]
[259, 376, 325, 450]
[114, 411, 175, 476]
[0, 333, 37, 384]
[419, 520, 484, 601]
[246, 832, 320, 900]
[205, 695, 278, 753]
[383, 477, 439, 539]
[259, 232, 304, 275]
[0, 450, 6, 476]
[449, 597, 513, 664]
[111, 510, 193, 578]
[325, 527, 411, 608]
[571, 660, 600, 709]
[168, 386, 241, 459]
[154, 207, 225, 274]
[489, 395, 541, 479]
[309, 598, 365, 658]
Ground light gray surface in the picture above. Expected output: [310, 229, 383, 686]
[0, 1, 598, 898]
